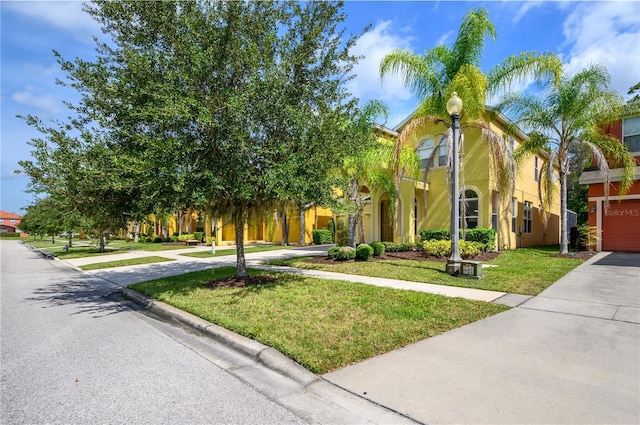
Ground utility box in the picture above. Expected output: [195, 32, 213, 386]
[461, 260, 483, 279]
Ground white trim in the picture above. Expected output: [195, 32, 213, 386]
[579, 166, 640, 185]
[588, 194, 640, 202]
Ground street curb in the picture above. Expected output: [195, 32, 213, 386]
[120, 287, 318, 387]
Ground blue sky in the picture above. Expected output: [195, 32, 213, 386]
[2, 1, 639, 215]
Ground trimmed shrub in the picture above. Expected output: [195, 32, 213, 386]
[206, 236, 216, 246]
[312, 229, 334, 244]
[0, 232, 22, 238]
[327, 246, 340, 259]
[382, 242, 420, 252]
[422, 240, 451, 257]
[177, 234, 196, 242]
[370, 241, 385, 257]
[153, 236, 164, 243]
[460, 240, 485, 258]
[335, 246, 356, 261]
[336, 217, 349, 246]
[193, 232, 203, 242]
[356, 244, 374, 260]
[419, 228, 449, 241]
[465, 227, 495, 251]
[422, 240, 486, 258]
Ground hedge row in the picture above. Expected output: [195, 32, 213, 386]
[419, 227, 495, 251]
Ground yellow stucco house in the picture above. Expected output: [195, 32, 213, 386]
[136, 206, 333, 246]
[133, 107, 559, 250]
[357, 108, 561, 250]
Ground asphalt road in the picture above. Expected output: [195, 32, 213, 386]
[0, 241, 305, 424]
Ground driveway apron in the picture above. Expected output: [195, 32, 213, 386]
[323, 251, 640, 424]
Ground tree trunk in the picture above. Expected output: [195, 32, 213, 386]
[99, 234, 105, 253]
[178, 211, 183, 236]
[281, 210, 289, 246]
[51, 234, 55, 244]
[234, 207, 247, 278]
[347, 214, 356, 248]
[357, 211, 365, 244]
[68, 234, 73, 248]
[299, 206, 306, 246]
[560, 171, 568, 254]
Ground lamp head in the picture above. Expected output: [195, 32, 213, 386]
[446, 91, 463, 116]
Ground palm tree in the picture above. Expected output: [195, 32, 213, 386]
[496, 63, 637, 254]
[379, 7, 561, 240]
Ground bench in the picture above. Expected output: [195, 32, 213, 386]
[185, 240, 199, 246]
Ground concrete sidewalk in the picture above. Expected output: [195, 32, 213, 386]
[324, 251, 640, 424]
[66, 244, 528, 306]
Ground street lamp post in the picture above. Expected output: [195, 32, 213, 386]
[446, 92, 463, 275]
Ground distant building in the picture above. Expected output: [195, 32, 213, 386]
[579, 113, 640, 252]
[0, 210, 22, 233]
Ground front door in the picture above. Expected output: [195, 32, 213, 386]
[380, 200, 393, 242]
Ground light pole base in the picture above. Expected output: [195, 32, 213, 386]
[446, 259, 462, 275]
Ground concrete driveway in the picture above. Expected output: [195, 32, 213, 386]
[324, 251, 640, 424]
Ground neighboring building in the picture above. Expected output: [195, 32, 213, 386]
[0, 210, 22, 233]
[131, 206, 333, 246]
[357, 108, 561, 249]
[126, 108, 562, 250]
[579, 113, 640, 252]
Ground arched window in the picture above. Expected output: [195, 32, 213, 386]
[460, 189, 479, 229]
[417, 137, 446, 169]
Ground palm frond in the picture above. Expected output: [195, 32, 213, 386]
[487, 51, 562, 96]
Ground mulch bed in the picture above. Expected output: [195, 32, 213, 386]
[306, 250, 502, 264]
[203, 274, 278, 288]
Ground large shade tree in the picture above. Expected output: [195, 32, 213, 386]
[379, 7, 561, 240]
[496, 63, 637, 254]
[20, 1, 361, 276]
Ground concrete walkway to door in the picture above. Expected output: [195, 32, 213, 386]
[324, 251, 640, 424]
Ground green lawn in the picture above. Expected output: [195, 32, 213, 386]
[179, 245, 292, 258]
[80, 256, 174, 270]
[130, 267, 508, 374]
[27, 239, 195, 259]
[107, 240, 196, 252]
[265, 246, 585, 295]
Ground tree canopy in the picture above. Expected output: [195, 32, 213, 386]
[18, 0, 363, 274]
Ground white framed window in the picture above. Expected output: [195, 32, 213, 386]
[491, 192, 498, 230]
[417, 137, 447, 169]
[461, 189, 479, 230]
[524, 201, 532, 233]
[534, 156, 539, 182]
[623, 116, 640, 154]
[10, 219, 16, 224]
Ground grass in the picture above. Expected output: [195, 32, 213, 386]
[265, 246, 585, 296]
[80, 256, 174, 270]
[108, 240, 195, 252]
[130, 267, 508, 374]
[26, 238, 195, 259]
[180, 244, 292, 258]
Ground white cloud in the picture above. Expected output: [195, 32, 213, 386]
[347, 20, 416, 111]
[561, 2, 640, 97]
[510, 1, 545, 24]
[4, 0, 100, 39]
[12, 90, 61, 114]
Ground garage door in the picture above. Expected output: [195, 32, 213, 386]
[602, 199, 640, 252]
